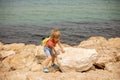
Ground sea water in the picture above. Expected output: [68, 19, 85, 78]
[0, 0, 120, 45]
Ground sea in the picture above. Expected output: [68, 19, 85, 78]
[0, 0, 120, 45]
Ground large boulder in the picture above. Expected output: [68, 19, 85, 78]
[1, 51, 35, 71]
[57, 47, 99, 72]
[79, 37, 120, 68]
[95, 53, 116, 69]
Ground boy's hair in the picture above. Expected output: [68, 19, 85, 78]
[51, 28, 61, 38]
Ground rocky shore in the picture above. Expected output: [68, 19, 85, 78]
[0, 36, 120, 80]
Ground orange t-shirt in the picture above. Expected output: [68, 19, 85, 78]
[46, 38, 59, 48]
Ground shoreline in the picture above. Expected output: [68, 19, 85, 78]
[0, 36, 120, 46]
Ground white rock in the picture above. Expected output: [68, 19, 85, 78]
[57, 47, 99, 72]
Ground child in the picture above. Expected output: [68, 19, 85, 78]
[43, 28, 65, 73]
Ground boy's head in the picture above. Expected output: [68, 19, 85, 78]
[51, 28, 61, 38]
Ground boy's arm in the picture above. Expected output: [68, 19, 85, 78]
[58, 41, 65, 53]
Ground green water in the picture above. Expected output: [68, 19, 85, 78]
[0, 0, 120, 25]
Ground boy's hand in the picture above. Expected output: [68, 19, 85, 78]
[61, 49, 65, 53]
[54, 52, 58, 56]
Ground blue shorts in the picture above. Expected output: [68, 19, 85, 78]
[44, 46, 54, 56]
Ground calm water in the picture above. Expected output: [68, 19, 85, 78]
[0, 0, 120, 45]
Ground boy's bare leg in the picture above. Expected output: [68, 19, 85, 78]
[52, 55, 55, 64]
[44, 56, 52, 67]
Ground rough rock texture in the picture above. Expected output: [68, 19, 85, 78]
[0, 36, 120, 80]
[79, 37, 120, 68]
[0, 44, 44, 72]
[0, 50, 15, 59]
[57, 47, 98, 72]
[0, 42, 3, 50]
[105, 62, 120, 73]
[0, 70, 119, 80]
[1, 52, 35, 72]
[2, 43, 25, 53]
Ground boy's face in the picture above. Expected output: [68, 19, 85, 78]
[53, 36, 60, 42]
